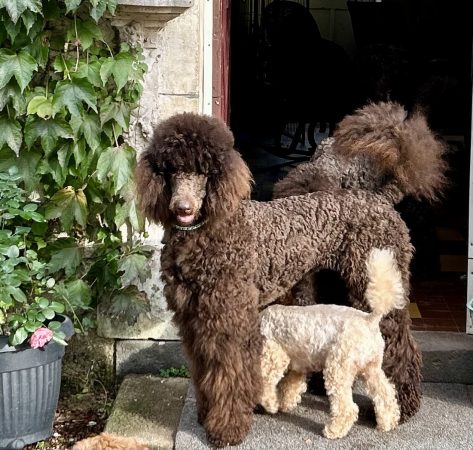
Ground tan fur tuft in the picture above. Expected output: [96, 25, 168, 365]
[365, 248, 406, 319]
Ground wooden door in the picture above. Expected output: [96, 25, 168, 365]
[213, 0, 231, 122]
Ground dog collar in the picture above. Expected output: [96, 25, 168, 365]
[172, 220, 207, 232]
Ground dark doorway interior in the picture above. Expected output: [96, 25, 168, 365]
[229, 0, 473, 331]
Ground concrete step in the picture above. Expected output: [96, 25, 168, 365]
[114, 331, 473, 384]
[105, 375, 189, 450]
[176, 383, 473, 450]
[414, 331, 473, 383]
[106, 331, 473, 448]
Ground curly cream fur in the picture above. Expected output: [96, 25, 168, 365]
[72, 433, 149, 450]
[260, 248, 404, 439]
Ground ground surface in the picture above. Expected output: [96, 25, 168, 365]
[176, 383, 473, 450]
[23, 389, 114, 450]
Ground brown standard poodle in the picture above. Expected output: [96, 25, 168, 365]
[135, 105, 446, 447]
[273, 101, 448, 423]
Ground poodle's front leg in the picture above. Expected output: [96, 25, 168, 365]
[200, 335, 262, 447]
[196, 284, 263, 447]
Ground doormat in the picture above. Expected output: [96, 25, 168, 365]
[409, 302, 422, 319]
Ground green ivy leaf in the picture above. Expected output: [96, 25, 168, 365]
[0, 82, 26, 114]
[97, 144, 136, 194]
[10, 326, 28, 346]
[21, 10, 36, 34]
[99, 100, 130, 130]
[57, 143, 72, 169]
[0, 115, 22, 156]
[0, 49, 38, 92]
[118, 253, 150, 286]
[80, 112, 101, 151]
[64, 0, 82, 13]
[3, 17, 22, 43]
[74, 61, 102, 87]
[52, 79, 98, 117]
[24, 35, 49, 69]
[45, 187, 88, 231]
[99, 52, 136, 92]
[16, 149, 41, 191]
[27, 95, 53, 118]
[0, 0, 42, 24]
[72, 139, 86, 167]
[24, 116, 73, 155]
[108, 286, 149, 325]
[90, 0, 107, 22]
[106, 0, 117, 14]
[48, 244, 81, 277]
[67, 19, 103, 51]
[55, 279, 91, 308]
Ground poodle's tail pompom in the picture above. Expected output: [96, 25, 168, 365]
[365, 248, 406, 321]
[333, 101, 448, 202]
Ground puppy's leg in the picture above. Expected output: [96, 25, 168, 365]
[323, 349, 358, 439]
[361, 359, 400, 432]
[278, 371, 307, 412]
[260, 339, 290, 414]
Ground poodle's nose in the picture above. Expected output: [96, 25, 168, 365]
[176, 202, 192, 215]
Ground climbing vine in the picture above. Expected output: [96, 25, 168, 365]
[0, 0, 152, 343]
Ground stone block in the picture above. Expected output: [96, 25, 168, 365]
[106, 374, 189, 450]
[116, 340, 187, 379]
[414, 330, 473, 384]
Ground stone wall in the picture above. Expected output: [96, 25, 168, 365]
[97, 0, 201, 347]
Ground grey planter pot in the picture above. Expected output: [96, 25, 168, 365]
[0, 316, 74, 450]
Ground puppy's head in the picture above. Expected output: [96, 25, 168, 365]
[135, 113, 252, 228]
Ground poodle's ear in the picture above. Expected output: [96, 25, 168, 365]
[134, 155, 172, 226]
[204, 148, 252, 221]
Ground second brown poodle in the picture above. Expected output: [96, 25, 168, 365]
[273, 101, 448, 423]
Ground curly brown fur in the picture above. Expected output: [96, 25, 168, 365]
[272, 102, 449, 423]
[136, 112, 417, 446]
[72, 433, 149, 450]
[333, 102, 448, 202]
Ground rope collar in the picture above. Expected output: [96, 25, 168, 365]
[172, 220, 207, 232]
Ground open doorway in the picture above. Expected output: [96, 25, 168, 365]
[226, 0, 473, 331]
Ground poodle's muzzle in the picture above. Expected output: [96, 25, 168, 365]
[169, 172, 207, 226]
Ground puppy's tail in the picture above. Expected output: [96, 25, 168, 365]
[365, 248, 406, 323]
[333, 101, 448, 203]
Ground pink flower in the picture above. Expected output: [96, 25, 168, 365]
[29, 327, 54, 349]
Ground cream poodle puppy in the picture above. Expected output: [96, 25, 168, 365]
[260, 248, 405, 439]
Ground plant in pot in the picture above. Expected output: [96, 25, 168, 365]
[0, 169, 74, 450]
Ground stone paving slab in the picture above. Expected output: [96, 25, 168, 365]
[175, 383, 473, 450]
[106, 375, 188, 450]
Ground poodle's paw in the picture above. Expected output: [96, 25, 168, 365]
[323, 407, 358, 439]
[376, 408, 400, 432]
[206, 424, 249, 448]
[323, 419, 354, 440]
[279, 393, 302, 412]
[260, 399, 279, 414]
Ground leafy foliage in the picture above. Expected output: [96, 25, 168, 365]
[159, 366, 191, 378]
[0, 0, 150, 343]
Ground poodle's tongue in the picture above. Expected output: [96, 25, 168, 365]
[176, 214, 195, 225]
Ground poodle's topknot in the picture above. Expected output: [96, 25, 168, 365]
[146, 112, 235, 175]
